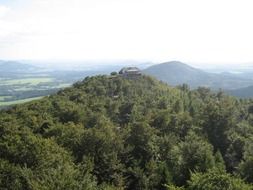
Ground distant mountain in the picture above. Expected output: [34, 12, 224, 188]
[143, 61, 253, 90]
[226, 85, 253, 98]
[234, 72, 253, 80]
[0, 60, 39, 73]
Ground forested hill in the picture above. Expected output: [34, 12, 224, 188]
[143, 61, 253, 90]
[1, 74, 253, 190]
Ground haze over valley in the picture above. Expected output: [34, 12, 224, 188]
[2, 60, 253, 109]
[2, 0, 253, 189]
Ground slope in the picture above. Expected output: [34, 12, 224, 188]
[0, 60, 39, 73]
[227, 85, 253, 98]
[0, 74, 253, 189]
[143, 61, 253, 90]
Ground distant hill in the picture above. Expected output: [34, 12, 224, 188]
[0, 60, 39, 73]
[226, 85, 253, 98]
[143, 61, 253, 90]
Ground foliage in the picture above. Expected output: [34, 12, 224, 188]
[187, 168, 253, 190]
[1, 75, 253, 189]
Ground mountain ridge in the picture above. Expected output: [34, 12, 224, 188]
[143, 61, 253, 90]
[226, 85, 253, 98]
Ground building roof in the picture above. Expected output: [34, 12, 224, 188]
[119, 67, 141, 74]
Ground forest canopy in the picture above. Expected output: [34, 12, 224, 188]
[0, 74, 253, 190]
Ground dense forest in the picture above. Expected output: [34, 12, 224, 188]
[1, 74, 253, 190]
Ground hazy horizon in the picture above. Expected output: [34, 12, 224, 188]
[0, 57, 253, 71]
[2, 58, 253, 73]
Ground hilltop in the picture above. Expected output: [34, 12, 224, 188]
[0, 75, 253, 189]
[143, 61, 253, 90]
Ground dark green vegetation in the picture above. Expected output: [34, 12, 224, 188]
[1, 74, 253, 189]
[143, 61, 253, 93]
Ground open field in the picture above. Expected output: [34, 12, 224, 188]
[14, 87, 34, 91]
[1, 77, 54, 85]
[0, 96, 12, 101]
[0, 96, 43, 107]
[56, 83, 72, 88]
[0, 68, 100, 108]
[0, 76, 72, 108]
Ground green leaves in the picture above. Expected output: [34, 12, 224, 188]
[1, 75, 253, 189]
[168, 132, 216, 185]
[187, 168, 253, 190]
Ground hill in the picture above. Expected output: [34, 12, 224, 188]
[143, 61, 253, 90]
[0, 60, 39, 73]
[227, 85, 253, 98]
[0, 75, 253, 189]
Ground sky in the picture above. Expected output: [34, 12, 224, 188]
[0, 0, 253, 65]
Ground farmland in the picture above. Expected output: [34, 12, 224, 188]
[0, 96, 43, 107]
[0, 61, 119, 109]
[0, 75, 71, 109]
[0, 96, 12, 101]
[1, 77, 54, 85]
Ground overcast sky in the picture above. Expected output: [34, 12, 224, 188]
[0, 0, 253, 64]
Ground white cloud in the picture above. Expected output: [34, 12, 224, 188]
[0, 0, 253, 64]
[0, 5, 10, 18]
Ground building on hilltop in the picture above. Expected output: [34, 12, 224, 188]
[119, 67, 141, 78]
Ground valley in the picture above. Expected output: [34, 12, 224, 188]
[2, 60, 253, 109]
[0, 61, 112, 108]
[1, 0, 253, 189]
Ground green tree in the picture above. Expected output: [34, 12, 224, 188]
[169, 132, 215, 185]
[188, 168, 253, 190]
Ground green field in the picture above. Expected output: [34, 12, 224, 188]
[1, 77, 54, 85]
[56, 83, 72, 88]
[0, 96, 43, 107]
[14, 87, 34, 91]
[0, 77, 66, 108]
[0, 96, 12, 101]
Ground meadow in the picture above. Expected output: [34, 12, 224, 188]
[0, 96, 43, 107]
[0, 96, 12, 101]
[1, 77, 54, 85]
[0, 76, 71, 109]
[0, 67, 101, 109]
